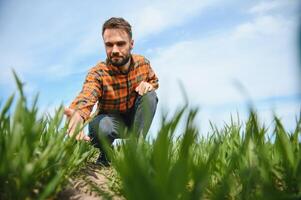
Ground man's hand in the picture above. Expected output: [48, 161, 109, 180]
[64, 107, 91, 141]
[135, 81, 153, 96]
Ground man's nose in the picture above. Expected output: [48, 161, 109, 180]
[112, 45, 119, 54]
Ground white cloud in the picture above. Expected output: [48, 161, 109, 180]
[233, 15, 292, 39]
[151, 11, 299, 112]
[126, 0, 216, 40]
[248, 0, 299, 15]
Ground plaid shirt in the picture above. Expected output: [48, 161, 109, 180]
[69, 54, 159, 121]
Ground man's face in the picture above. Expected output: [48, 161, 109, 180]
[103, 28, 134, 67]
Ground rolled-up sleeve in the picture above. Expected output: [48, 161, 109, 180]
[147, 64, 159, 89]
[69, 69, 102, 121]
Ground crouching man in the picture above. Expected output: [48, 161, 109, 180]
[64, 17, 159, 166]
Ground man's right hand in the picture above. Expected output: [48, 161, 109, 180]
[64, 107, 91, 141]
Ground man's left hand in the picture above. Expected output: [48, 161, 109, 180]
[135, 81, 153, 96]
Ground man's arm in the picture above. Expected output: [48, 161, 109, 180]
[66, 68, 102, 140]
[70, 69, 102, 121]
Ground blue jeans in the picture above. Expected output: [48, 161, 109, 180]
[88, 91, 158, 148]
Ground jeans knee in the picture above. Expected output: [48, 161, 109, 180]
[89, 115, 114, 138]
[140, 91, 158, 105]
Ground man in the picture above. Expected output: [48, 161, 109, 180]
[64, 17, 159, 166]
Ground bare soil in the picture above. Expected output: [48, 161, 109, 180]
[56, 162, 124, 200]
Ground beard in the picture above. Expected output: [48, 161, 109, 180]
[109, 54, 131, 67]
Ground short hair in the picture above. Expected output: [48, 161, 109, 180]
[102, 17, 132, 39]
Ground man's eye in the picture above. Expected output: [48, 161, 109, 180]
[106, 43, 113, 47]
[117, 42, 126, 46]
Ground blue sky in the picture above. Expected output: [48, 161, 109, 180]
[0, 0, 300, 137]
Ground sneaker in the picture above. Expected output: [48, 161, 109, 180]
[96, 152, 110, 167]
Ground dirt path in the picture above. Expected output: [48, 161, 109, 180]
[57, 162, 123, 200]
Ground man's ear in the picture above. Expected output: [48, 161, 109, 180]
[130, 40, 134, 50]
